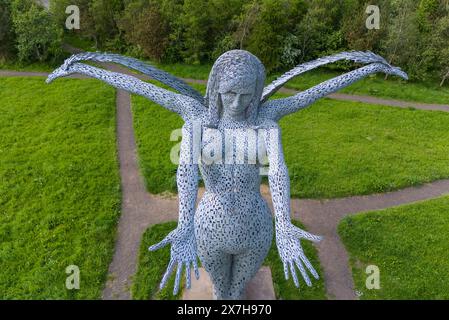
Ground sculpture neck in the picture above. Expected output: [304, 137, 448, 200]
[218, 117, 249, 128]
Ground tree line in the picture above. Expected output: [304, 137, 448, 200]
[1, 0, 448, 84]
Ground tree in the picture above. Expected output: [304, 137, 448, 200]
[294, 0, 344, 64]
[381, 0, 421, 80]
[118, 0, 170, 61]
[437, 15, 449, 86]
[208, 0, 246, 58]
[237, 0, 307, 71]
[341, 0, 390, 52]
[0, 0, 15, 58]
[11, 0, 63, 62]
[178, 0, 212, 64]
[89, 0, 124, 48]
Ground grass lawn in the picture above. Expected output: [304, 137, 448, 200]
[338, 195, 449, 299]
[0, 53, 71, 73]
[132, 84, 449, 199]
[0, 77, 120, 299]
[278, 69, 449, 106]
[0, 59, 56, 72]
[132, 221, 326, 300]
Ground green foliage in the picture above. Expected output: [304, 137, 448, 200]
[244, 0, 305, 71]
[0, 0, 15, 58]
[7, 0, 448, 82]
[10, 0, 63, 62]
[382, 0, 421, 79]
[0, 77, 120, 299]
[132, 221, 326, 300]
[118, 0, 169, 61]
[339, 196, 449, 299]
[342, 0, 388, 53]
[293, 0, 344, 61]
[89, 0, 123, 46]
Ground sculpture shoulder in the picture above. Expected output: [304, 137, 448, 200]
[179, 96, 207, 121]
[181, 115, 209, 133]
[256, 117, 280, 131]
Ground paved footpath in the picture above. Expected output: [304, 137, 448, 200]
[2, 68, 449, 300]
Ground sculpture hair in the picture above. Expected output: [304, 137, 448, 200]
[204, 50, 266, 127]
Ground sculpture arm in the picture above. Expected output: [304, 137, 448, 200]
[46, 62, 205, 121]
[148, 121, 201, 295]
[264, 125, 315, 230]
[176, 121, 200, 230]
[264, 124, 322, 287]
[59, 52, 204, 102]
[259, 62, 408, 121]
[261, 51, 396, 103]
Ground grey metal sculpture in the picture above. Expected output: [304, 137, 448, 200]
[47, 49, 407, 300]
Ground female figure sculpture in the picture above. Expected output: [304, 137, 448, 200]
[47, 49, 407, 299]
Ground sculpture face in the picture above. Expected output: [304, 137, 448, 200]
[205, 50, 266, 127]
[219, 78, 256, 121]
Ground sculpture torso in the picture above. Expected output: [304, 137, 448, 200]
[195, 119, 273, 255]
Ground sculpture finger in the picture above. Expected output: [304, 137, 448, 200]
[186, 262, 192, 289]
[148, 237, 171, 251]
[193, 259, 200, 280]
[173, 261, 183, 295]
[294, 257, 311, 287]
[160, 259, 176, 290]
[283, 261, 289, 280]
[46, 69, 67, 84]
[294, 229, 323, 242]
[299, 251, 319, 280]
[289, 260, 300, 288]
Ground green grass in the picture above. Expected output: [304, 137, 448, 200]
[277, 69, 449, 105]
[152, 62, 212, 81]
[0, 59, 56, 72]
[132, 221, 326, 300]
[338, 195, 449, 299]
[0, 51, 71, 73]
[131, 83, 449, 199]
[0, 77, 121, 299]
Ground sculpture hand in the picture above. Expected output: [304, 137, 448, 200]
[45, 65, 75, 83]
[149, 226, 200, 295]
[382, 64, 409, 80]
[275, 221, 322, 288]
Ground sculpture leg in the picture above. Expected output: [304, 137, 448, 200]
[198, 248, 232, 299]
[228, 250, 267, 300]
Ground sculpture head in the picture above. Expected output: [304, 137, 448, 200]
[205, 50, 266, 127]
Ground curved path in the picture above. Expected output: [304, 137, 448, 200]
[2, 69, 449, 300]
